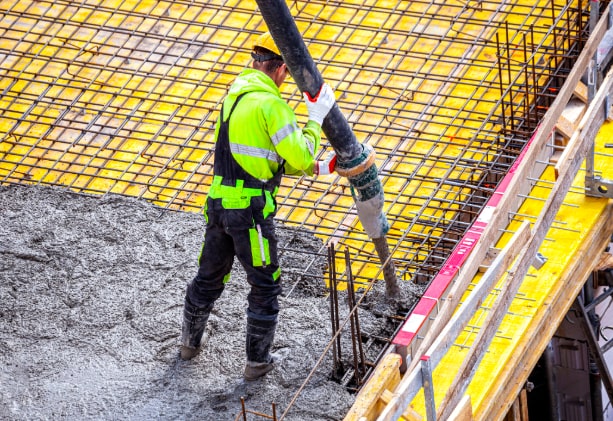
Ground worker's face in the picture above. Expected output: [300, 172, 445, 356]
[271, 63, 288, 87]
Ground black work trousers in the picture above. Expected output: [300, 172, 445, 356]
[185, 194, 281, 322]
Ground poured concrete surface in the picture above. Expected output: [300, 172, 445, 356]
[0, 184, 404, 420]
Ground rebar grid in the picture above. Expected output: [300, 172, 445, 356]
[0, 1, 589, 291]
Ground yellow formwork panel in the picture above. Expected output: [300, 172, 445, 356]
[408, 121, 613, 417]
[0, 0, 583, 286]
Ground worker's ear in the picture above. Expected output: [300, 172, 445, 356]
[278, 63, 289, 78]
[283, 63, 292, 79]
[272, 63, 288, 87]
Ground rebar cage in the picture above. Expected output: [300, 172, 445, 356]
[0, 0, 592, 291]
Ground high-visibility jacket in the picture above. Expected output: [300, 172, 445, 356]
[215, 68, 322, 182]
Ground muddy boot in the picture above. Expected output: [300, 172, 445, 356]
[244, 318, 277, 381]
[180, 298, 213, 361]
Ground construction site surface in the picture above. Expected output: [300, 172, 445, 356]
[2, 1, 613, 420]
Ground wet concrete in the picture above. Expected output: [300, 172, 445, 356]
[0, 184, 415, 420]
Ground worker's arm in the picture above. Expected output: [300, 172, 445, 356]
[282, 83, 336, 176]
[261, 95, 319, 176]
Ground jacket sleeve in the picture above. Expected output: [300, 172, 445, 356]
[265, 98, 321, 177]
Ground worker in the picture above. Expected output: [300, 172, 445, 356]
[179, 31, 336, 381]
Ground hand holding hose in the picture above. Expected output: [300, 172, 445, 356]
[303, 83, 335, 126]
[314, 151, 337, 175]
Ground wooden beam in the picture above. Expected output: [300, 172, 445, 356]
[427, 221, 530, 369]
[518, 389, 529, 421]
[574, 80, 589, 103]
[448, 395, 473, 421]
[479, 203, 613, 420]
[378, 222, 530, 421]
[554, 68, 613, 179]
[343, 353, 402, 421]
[555, 113, 576, 140]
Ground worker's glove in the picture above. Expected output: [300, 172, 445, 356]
[314, 151, 337, 175]
[304, 83, 335, 126]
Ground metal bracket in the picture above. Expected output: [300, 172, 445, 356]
[584, 7, 613, 198]
[586, 173, 613, 198]
[532, 252, 548, 270]
[421, 356, 437, 421]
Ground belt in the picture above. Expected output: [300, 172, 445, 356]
[208, 175, 276, 200]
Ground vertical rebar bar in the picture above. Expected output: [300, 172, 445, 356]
[328, 244, 343, 377]
[522, 32, 530, 130]
[505, 22, 515, 132]
[496, 32, 508, 135]
[345, 250, 361, 386]
[551, 1, 560, 74]
[345, 247, 367, 385]
[530, 25, 539, 127]
[240, 397, 247, 421]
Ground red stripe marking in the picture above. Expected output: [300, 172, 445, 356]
[392, 130, 538, 347]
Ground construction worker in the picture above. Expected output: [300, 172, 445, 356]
[180, 32, 336, 381]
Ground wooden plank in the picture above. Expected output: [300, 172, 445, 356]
[378, 222, 530, 421]
[555, 113, 577, 140]
[343, 353, 402, 421]
[554, 68, 613, 179]
[478, 203, 613, 420]
[552, 98, 586, 163]
[448, 395, 473, 421]
[519, 389, 529, 421]
[505, 389, 529, 421]
[574, 80, 588, 103]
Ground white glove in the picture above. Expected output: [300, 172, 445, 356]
[314, 151, 337, 175]
[303, 83, 335, 126]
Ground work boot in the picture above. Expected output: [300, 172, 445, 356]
[244, 317, 277, 381]
[244, 356, 276, 381]
[180, 298, 213, 361]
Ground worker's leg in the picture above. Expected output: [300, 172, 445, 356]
[231, 202, 282, 379]
[244, 317, 278, 381]
[186, 200, 236, 307]
[181, 202, 235, 360]
[180, 297, 214, 360]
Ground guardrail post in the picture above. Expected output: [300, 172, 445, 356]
[421, 356, 437, 421]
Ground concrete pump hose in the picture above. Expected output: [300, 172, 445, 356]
[335, 144, 377, 178]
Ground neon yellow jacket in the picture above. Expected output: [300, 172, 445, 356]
[217, 68, 321, 180]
